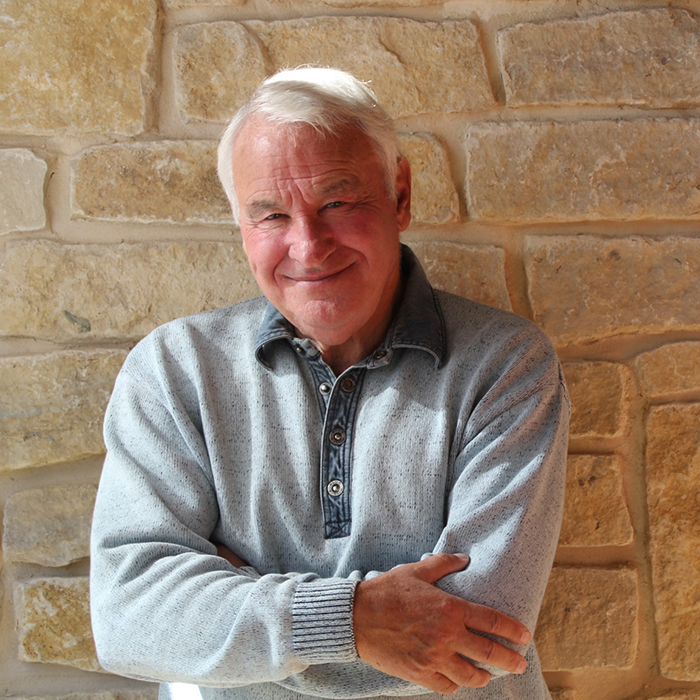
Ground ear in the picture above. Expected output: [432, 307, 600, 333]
[394, 156, 412, 232]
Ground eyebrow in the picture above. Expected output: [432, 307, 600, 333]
[320, 178, 357, 196]
[244, 177, 364, 218]
[245, 200, 280, 218]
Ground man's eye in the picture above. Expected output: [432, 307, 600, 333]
[264, 213, 284, 220]
[325, 201, 345, 209]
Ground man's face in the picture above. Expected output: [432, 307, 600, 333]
[232, 117, 411, 351]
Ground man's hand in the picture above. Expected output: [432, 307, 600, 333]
[215, 543, 248, 568]
[353, 553, 530, 695]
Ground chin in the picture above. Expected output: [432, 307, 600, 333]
[289, 298, 356, 327]
[295, 314, 364, 346]
[297, 318, 357, 342]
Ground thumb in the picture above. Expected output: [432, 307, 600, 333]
[410, 552, 470, 584]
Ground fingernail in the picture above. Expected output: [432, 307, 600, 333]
[516, 658, 528, 674]
[519, 628, 531, 644]
[456, 553, 470, 562]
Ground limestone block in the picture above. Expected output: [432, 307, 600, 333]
[0, 149, 47, 234]
[563, 363, 630, 440]
[16, 577, 101, 672]
[0, 240, 259, 342]
[165, 0, 244, 5]
[0, 0, 156, 135]
[408, 241, 511, 310]
[270, 0, 444, 5]
[646, 404, 700, 680]
[525, 236, 700, 345]
[72, 142, 231, 225]
[549, 691, 577, 700]
[499, 9, 700, 109]
[13, 693, 157, 700]
[466, 120, 700, 222]
[559, 454, 633, 547]
[4, 485, 97, 565]
[173, 18, 493, 123]
[536, 567, 638, 670]
[400, 134, 459, 225]
[0, 350, 127, 471]
[173, 23, 268, 126]
[633, 342, 700, 398]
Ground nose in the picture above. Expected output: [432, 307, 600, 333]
[287, 216, 336, 268]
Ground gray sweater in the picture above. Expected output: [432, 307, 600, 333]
[90, 250, 570, 699]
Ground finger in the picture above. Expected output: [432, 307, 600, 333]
[438, 654, 491, 689]
[215, 544, 248, 568]
[409, 552, 471, 584]
[412, 671, 461, 695]
[463, 600, 531, 646]
[459, 629, 528, 675]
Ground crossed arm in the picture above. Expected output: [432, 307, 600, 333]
[215, 544, 530, 693]
[90, 322, 569, 696]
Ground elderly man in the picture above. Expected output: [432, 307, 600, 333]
[90, 67, 569, 700]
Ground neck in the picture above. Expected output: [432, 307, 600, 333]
[302, 273, 406, 376]
[318, 327, 388, 376]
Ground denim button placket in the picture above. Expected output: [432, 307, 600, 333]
[340, 377, 355, 392]
[330, 428, 346, 446]
[327, 479, 344, 497]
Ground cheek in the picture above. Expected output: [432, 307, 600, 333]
[242, 233, 282, 278]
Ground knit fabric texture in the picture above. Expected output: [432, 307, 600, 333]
[90, 247, 570, 699]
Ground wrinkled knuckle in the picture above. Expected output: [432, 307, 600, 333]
[434, 676, 458, 695]
[462, 663, 478, 684]
[483, 638, 497, 664]
[462, 665, 488, 689]
[435, 597, 455, 619]
[486, 609, 501, 634]
[413, 669, 431, 684]
[415, 669, 444, 693]
[442, 597, 465, 627]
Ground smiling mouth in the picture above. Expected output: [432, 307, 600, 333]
[287, 263, 353, 283]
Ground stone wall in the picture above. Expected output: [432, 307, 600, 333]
[1, 1, 699, 699]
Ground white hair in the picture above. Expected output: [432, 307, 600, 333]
[216, 66, 402, 224]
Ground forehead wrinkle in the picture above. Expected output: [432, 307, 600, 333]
[241, 171, 306, 216]
[245, 170, 365, 214]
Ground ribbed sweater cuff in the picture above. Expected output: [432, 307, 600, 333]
[291, 579, 358, 664]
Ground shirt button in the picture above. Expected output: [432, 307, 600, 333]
[340, 377, 356, 392]
[319, 382, 332, 395]
[330, 428, 346, 446]
[327, 479, 344, 497]
[295, 345, 304, 355]
[374, 349, 388, 360]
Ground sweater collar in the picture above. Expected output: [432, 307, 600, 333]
[254, 244, 446, 370]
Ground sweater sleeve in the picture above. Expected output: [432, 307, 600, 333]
[430, 328, 570, 678]
[281, 326, 570, 696]
[90, 364, 358, 687]
[90, 318, 568, 695]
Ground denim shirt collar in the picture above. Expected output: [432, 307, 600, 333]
[254, 244, 446, 370]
